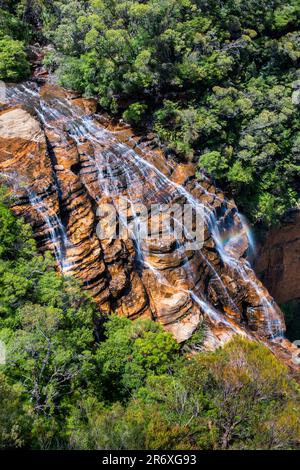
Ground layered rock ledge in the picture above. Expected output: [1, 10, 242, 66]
[0, 81, 298, 375]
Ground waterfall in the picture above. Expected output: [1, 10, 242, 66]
[27, 190, 70, 273]
[3, 80, 285, 341]
[3, 83, 71, 274]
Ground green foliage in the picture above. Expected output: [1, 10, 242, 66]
[0, 2, 300, 451]
[0, 35, 30, 80]
[184, 322, 206, 352]
[0, 191, 98, 447]
[96, 315, 179, 401]
[0, 198, 299, 450]
[134, 337, 300, 450]
[0, 372, 31, 449]
[0, 5, 32, 81]
[66, 337, 300, 450]
[1, 0, 300, 220]
[123, 103, 148, 126]
[1, 285, 96, 411]
[55, 57, 88, 94]
[0, 7, 28, 40]
[185, 337, 300, 450]
[199, 151, 230, 180]
[33, 0, 300, 225]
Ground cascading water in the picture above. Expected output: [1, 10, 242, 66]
[1, 80, 285, 342]
[27, 190, 71, 273]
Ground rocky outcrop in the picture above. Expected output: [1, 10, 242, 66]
[254, 209, 300, 305]
[1, 81, 298, 374]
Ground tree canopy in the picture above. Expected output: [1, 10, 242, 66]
[0, 192, 299, 450]
[0, 2, 300, 450]
[1, 1, 299, 222]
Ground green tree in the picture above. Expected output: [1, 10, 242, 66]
[0, 35, 30, 80]
[123, 102, 148, 126]
[95, 315, 179, 401]
[67, 336, 300, 450]
[0, 372, 31, 448]
[133, 337, 300, 450]
[0, 192, 98, 447]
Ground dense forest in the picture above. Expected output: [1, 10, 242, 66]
[0, 193, 300, 450]
[0, 0, 299, 225]
[0, 0, 300, 451]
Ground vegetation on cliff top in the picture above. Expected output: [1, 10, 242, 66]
[0, 1, 299, 452]
[0, 1, 299, 225]
[0, 5, 31, 80]
[0, 195, 299, 450]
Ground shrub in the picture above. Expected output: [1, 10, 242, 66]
[0, 35, 30, 81]
[123, 103, 148, 126]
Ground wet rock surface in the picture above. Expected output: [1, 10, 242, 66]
[0, 81, 297, 374]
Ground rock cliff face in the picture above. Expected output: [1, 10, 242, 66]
[254, 209, 300, 305]
[0, 81, 298, 370]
